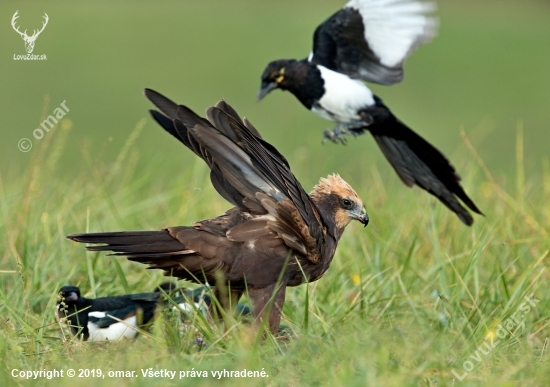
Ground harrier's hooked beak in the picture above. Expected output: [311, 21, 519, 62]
[355, 210, 369, 227]
[257, 81, 278, 102]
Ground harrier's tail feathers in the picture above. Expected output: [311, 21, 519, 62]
[67, 231, 186, 255]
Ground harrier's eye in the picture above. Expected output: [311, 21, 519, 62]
[341, 198, 353, 208]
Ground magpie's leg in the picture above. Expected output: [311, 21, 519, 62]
[322, 122, 367, 144]
[323, 123, 350, 144]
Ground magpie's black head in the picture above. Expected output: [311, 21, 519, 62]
[257, 59, 308, 101]
[58, 285, 81, 306]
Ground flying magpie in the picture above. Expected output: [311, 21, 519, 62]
[257, 0, 482, 225]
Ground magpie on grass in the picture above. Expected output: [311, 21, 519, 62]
[56, 285, 205, 341]
[257, 0, 482, 225]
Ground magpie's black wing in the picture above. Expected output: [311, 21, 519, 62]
[88, 305, 142, 329]
[89, 294, 190, 329]
[309, 0, 437, 85]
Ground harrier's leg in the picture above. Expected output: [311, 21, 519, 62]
[248, 283, 286, 334]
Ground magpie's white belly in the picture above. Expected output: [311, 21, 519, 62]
[87, 312, 139, 341]
[312, 65, 375, 123]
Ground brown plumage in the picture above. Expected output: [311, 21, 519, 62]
[67, 89, 369, 333]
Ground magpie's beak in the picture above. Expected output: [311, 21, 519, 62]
[257, 81, 278, 102]
[65, 292, 79, 302]
[355, 211, 369, 227]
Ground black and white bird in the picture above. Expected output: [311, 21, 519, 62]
[257, 0, 482, 225]
[56, 285, 205, 341]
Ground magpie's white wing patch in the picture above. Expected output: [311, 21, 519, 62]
[310, 0, 437, 85]
[345, 0, 437, 67]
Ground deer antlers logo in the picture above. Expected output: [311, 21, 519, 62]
[11, 11, 49, 54]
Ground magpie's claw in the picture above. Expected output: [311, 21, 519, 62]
[322, 123, 364, 145]
[322, 129, 348, 145]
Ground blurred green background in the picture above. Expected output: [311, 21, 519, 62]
[0, 2, 549, 385]
[1, 0, 549, 193]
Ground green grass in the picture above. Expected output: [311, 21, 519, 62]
[0, 107, 549, 387]
[1, 0, 549, 386]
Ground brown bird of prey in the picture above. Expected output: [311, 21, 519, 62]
[67, 89, 369, 333]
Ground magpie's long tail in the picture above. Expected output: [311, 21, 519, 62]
[360, 108, 483, 226]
